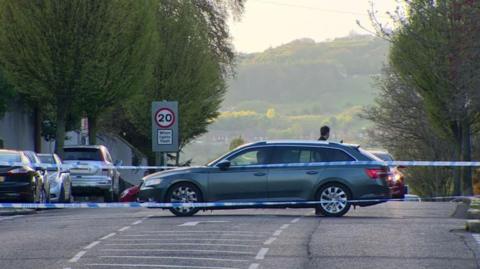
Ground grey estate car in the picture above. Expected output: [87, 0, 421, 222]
[139, 140, 391, 217]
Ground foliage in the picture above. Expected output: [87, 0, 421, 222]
[362, 68, 456, 196]
[103, 0, 244, 163]
[229, 136, 245, 150]
[0, 71, 14, 117]
[0, 0, 149, 156]
[371, 0, 480, 195]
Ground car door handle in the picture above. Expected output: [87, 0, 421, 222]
[306, 171, 318, 175]
[254, 172, 266, 176]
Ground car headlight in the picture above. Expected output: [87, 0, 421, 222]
[144, 178, 163, 187]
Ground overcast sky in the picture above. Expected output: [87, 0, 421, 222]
[229, 0, 399, 53]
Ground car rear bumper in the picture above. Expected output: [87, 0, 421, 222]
[0, 182, 34, 202]
[71, 175, 111, 195]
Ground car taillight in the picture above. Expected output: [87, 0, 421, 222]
[365, 168, 389, 180]
[7, 168, 29, 175]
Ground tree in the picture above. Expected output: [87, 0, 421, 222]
[116, 0, 244, 164]
[370, 0, 480, 195]
[229, 136, 245, 150]
[0, 0, 149, 155]
[362, 68, 456, 196]
[76, 1, 150, 145]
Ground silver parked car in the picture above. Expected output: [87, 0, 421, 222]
[38, 153, 73, 203]
[63, 145, 121, 202]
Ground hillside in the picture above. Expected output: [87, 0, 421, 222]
[182, 35, 390, 164]
[224, 35, 388, 113]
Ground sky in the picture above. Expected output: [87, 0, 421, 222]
[229, 0, 399, 53]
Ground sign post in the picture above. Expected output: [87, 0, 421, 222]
[152, 102, 179, 166]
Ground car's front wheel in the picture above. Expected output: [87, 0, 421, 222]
[166, 183, 202, 217]
[316, 183, 351, 217]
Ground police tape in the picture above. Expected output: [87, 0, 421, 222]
[3, 160, 480, 171]
[0, 196, 473, 209]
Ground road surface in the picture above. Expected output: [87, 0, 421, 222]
[0, 202, 477, 269]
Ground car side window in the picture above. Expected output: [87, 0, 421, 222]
[313, 148, 354, 162]
[229, 148, 270, 166]
[271, 147, 313, 164]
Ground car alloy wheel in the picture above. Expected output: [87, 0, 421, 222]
[317, 183, 351, 217]
[167, 183, 201, 217]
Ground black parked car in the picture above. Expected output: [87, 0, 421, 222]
[0, 150, 48, 202]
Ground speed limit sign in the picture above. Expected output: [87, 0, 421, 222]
[155, 108, 175, 128]
[152, 101, 178, 152]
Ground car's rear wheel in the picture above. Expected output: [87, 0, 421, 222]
[316, 183, 351, 217]
[166, 183, 201, 217]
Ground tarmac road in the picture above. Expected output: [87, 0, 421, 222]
[0, 202, 477, 269]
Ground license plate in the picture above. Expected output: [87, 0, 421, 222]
[0, 176, 4, 183]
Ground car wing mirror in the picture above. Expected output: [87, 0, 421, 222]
[217, 160, 231, 170]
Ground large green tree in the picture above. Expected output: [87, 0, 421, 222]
[371, 0, 480, 195]
[0, 0, 148, 156]
[102, 0, 244, 164]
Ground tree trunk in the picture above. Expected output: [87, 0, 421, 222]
[88, 115, 97, 145]
[461, 119, 473, 195]
[453, 124, 462, 196]
[33, 106, 42, 153]
[54, 105, 67, 158]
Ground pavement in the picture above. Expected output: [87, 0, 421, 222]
[0, 202, 477, 269]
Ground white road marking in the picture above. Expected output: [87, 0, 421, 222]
[100, 233, 116, 240]
[0, 215, 22, 221]
[280, 224, 290, 230]
[106, 243, 254, 247]
[108, 238, 262, 242]
[84, 241, 100, 250]
[102, 249, 255, 255]
[85, 263, 239, 269]
[100, 256, 248, 262]
[255, 248, 269, 260]
[69, 250, 87, 263]
[263, 237, 277, 245]
[131, 230, 269, 234]
[122, 233, 260, 237]
[291, 218, 301, 223]
[179, 221, 229, 226]
[248, 264, 259, 269]
[273, 229, 282, 236]
[118, 226, 130, 232]
[132, 220, 143, 225]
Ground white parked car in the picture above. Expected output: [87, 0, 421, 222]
[62, 145, 121, 202]
[38, 153, 72, 203]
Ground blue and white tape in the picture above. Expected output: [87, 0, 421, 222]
[2, 160, 480, 171]
[0, 196, 472, 209]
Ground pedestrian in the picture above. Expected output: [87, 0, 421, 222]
[316, 125, 330, 216]
[318, 125, 330, 141]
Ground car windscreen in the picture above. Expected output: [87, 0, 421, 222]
[0, 152, 21, 163]
[38, 155, 55, 164]
[63, 148, 103, 161]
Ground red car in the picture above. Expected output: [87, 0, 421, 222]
[119, 184, 141, 202]
[370, 151, 406, 199]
